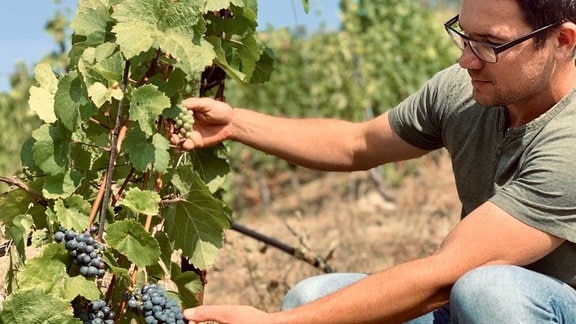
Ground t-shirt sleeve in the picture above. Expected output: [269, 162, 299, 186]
[388, 64, 468, 151]
[489, 124, 576, 243]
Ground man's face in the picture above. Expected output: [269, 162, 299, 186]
[458, 0, 556, 109]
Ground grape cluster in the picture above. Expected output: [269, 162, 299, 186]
[126, 284, 185, 324]
[73, 298, 116, 324]
[54, 226, 106, 278]
[174, 105, 194, 140]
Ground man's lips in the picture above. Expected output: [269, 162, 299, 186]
[468, 72, 491, 87]
[471, 78, 491, 87]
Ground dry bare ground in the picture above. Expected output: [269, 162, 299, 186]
[0, 150, 461, 314]
[202, 151, 460, 312]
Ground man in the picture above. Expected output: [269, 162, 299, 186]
[177, 0, 576, 322]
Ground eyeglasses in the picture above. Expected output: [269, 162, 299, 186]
[444, 15, 564, 63]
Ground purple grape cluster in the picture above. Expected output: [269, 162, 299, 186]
[54, 226, 106, 278]
[126, 284, 185, 324]
[73, 298, 116, 324]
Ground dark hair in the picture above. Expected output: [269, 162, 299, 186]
[517, 0, 576, 45]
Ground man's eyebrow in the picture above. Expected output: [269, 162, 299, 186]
[459, 22, 509, 43]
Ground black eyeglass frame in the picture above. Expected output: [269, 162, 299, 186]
[444, 15, 565, 63]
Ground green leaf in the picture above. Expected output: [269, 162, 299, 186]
[28, 63, 58, 123]
[163, 167, 231, 269]
[8, 214, 34, 261]
[42, 171, 85, 199]
[70, 0, 112, 41]
[250, 46, 275, 84]
[111, 0, 215, 77]
[206, 35, 247, 84]
[0, 288, 77, 324]
[122, 127, 170, 173]
[186, 146, 229, 194]
[16, 243, 101, 301]
[120, 188, 161, 216]
[88, 82, 123, 108]
[129, 84, 170, 137]
[105, 219, 161, 269]
[0, 186, 47, 237]
[54, 72, 83, 131]
[170, 266, 202, 308]
[53, 196, 91, 232]
[301, 0, 310, 13]
[31, 123, 72, 175]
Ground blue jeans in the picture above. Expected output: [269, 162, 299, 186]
[280, 265, 576, 323]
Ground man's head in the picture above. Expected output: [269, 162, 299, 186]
[453, 0, 576, 114]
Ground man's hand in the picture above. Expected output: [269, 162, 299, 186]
[183, 305, 277, 324]
[170, 97, 235, 150]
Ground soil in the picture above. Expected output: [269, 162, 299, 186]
[0, 150, 461, 314]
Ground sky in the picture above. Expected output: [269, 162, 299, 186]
[0, 0, 340, 92]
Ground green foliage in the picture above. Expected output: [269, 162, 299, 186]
[0, 0, 271, 322]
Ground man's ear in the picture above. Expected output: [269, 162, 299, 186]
[555, 22, 576, 60]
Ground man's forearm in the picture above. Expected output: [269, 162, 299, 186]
[273, 256, 452, 324]
[230, 108, 361, 171]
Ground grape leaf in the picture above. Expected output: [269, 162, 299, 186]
[70, 0, 112, 41]
[187, 146, 230, 194]
[0, 288, 77, 324]
[54, 72, 83, 132]
[111, 0, 215, 77]
[28, 63, 58, 123]
[170, 266, 202, 308]
[105, 219, 161, 269]
[129, 84, 170, 137]
[163, 167, 231, 269]
[204, 0, 255, 11]
[31, 123, 72, 175]
[53, 196, 91, 233]
[0, 186, 47, 235]
[16, 244, 101, 301]
[301, 0, 310, 13]
[42, 171, 85, 199]
[122, 127, 170, 173]
[8, 214, 34, 261]
[88, 82, 123, 108]
[206, 35, 246, 83]
[120, 188, 161, 216]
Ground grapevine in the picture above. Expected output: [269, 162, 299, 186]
[0, 0, 282, 322]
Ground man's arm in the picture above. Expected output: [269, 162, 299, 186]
[177, 98, 429, 171]
[184, 202, 565, 323]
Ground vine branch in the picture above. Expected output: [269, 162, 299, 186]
[0, 176, 47, 207]
[97, 61, 131, 241]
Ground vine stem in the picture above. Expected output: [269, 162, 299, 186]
[97, 61, 131, 241]
[88, 174, 107, 229]
[0, 176, 46, 206]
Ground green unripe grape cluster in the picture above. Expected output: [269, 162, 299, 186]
[174, 106, 194, 140]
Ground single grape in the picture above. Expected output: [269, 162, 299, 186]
[54, 231, 65, 242]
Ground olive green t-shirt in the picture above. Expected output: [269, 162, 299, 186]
[388, 64, 576, 287]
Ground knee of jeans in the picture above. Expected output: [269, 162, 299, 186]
[281, 276, 325, 310]
[451, 265, 520, 305]
[280, 273, 367, 311]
